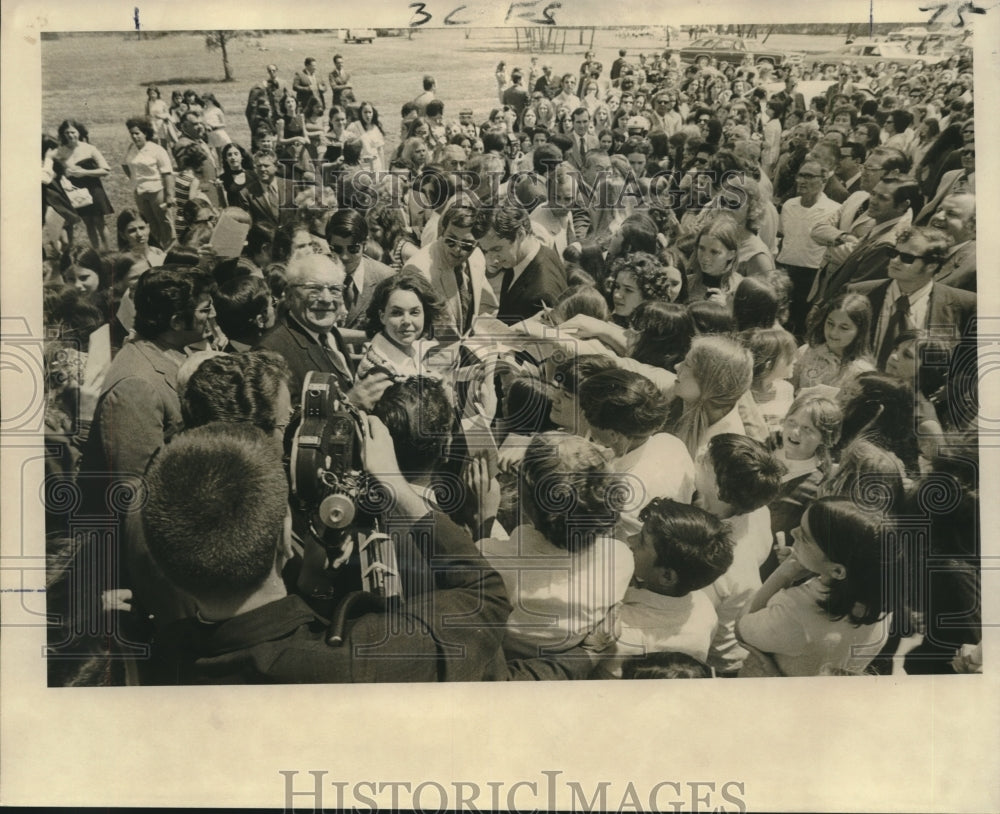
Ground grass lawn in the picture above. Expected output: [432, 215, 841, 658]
[42, 28, 852, 221]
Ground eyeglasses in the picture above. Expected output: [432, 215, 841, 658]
[886, 248, 926, 264]
[443, 236, 477, 252]
[291, 283, 344, 299]
[330, 242, 363, 255]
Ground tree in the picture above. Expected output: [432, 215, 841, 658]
[205, 31, 236, 81]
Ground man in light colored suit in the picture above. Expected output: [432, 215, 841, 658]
[402, 205, 499, 346]
[324, 209, 393, 346]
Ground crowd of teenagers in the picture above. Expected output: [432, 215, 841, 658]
[42, 39, 981, 684]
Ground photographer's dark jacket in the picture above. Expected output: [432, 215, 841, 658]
[149, 512, 593, 683]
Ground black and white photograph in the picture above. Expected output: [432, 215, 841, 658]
[1, 0, 997, 810]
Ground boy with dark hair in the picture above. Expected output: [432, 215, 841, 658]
[695, 433, 785, 675]
[591, 498, 733, 678]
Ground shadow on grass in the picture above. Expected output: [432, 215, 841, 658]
[142, 77, 235, 86]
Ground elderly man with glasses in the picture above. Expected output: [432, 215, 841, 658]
[257, 251, 392, 407]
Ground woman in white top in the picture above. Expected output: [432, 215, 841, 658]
[357, 270, 446, 379]
[122, 116, 176, 249]
[737, 497, 895, 676]
[144, 86, 171, 145]
[345, 101, 387, 173]
[201, 93, 232, 154]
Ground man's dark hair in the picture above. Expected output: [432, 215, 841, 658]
[325, 208, 369, 244]
[372, 377, 453, 474]
[132, 267, 214, 341]
[706, 433, 785, 515]
[532, 143, 563, 176]
[422, 75, 435, 91]
[426, 99, 445, 119]
[638, 498, 734, 594]
[473, 203, 530, 242]
[142, 423, 289, 600]
[213, 275, 272, 344]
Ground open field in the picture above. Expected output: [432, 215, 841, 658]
[43, 28, 857, 217]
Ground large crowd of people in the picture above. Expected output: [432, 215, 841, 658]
[41, 38, 981, 684]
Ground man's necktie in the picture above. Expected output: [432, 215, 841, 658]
[878, 294, 911, 369]
[455, 265, 473, 334]
[343, 276, 357, 313]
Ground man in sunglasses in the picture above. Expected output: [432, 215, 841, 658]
[402, 204, 498, 346]
[324, 209, 392, 343]
[848, 226, 975, 370]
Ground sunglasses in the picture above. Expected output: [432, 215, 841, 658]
[886, 248, 926, 264]
[443, 236, 477, 252]
[330, 242, 363, 255]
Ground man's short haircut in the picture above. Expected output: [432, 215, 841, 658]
[439, 203, 480, 235]
[132, 267, 214, 341]
[578, 368, 670, 438]
[422, 75, 435, 91]
[552, 353, 617, 396]
[869, 145, 911, 175]
[426, 99, 445, 119]
[897, 225, 953, 268]
[890, 109, 914, 133]
[213, 275, 272, 342]
[325, 207, 369, 244]
[532, 143, 564, 177]
[511, 69, 523, 83]
[400, 101, 418, 118]
[473, 203, 530, 241]
[882, 176, 923, 212]
[842, 141, 867, 162]
[372, 377, 454, 474]
[252, 149, 278, 165]
[638, 497, 735, 594]
[284, 251, 344, 287]
[142, 423, 289, 600]
[705, 433, 785, 515]
[181, 350, 292, 435]
[571, 106, 589, 120]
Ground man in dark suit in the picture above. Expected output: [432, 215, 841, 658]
[809, 176, 919, 313]
[474, 203, 567, 325]
[501, 69, 530, 120]
[928, 192, 976, 291]
[256, 252, 390, 407]
[564, 107, 599, 172]
[324, 209, 393, 346]
[240, 150, 298, 231]
[848, 226, 976, 369]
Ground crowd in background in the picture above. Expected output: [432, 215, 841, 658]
[41, 38, 981, 684]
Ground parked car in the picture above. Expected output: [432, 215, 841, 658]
[677, 37, 802, 68]
[808, 42, 947, 69]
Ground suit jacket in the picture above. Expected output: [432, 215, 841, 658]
[402, 239, 499, 346]
[849, 279, 977, 361]
[256, 314, 355, 403]
[342, 256, 395, 331]
[239, 177, 299, 230]
[811, 215, 907, 306]
[915, 169, 974, 225]
[497, 243, 568, 325]
[564, 132, 600, 171]
[935, 241, 976, 292]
